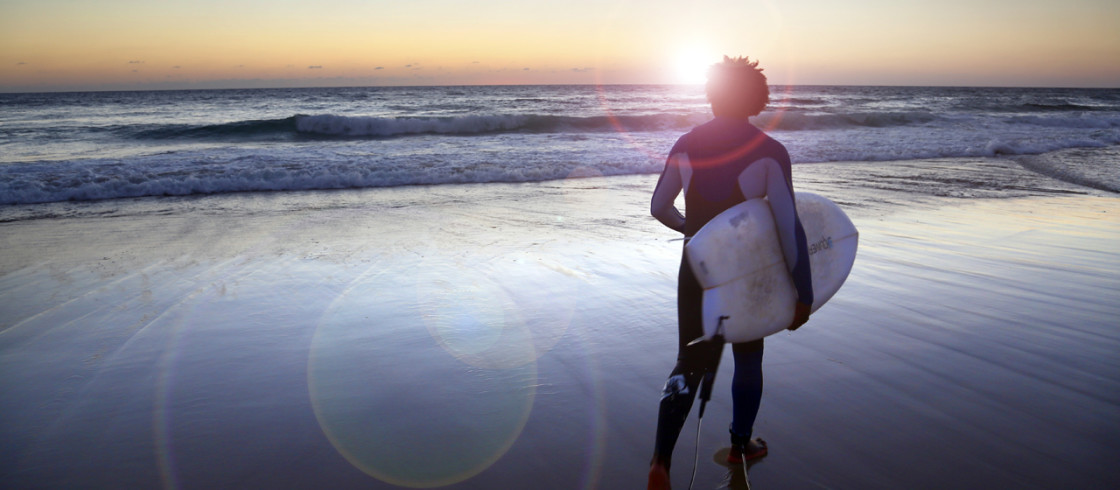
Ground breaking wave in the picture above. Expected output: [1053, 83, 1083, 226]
[119, 109, 1120, 143]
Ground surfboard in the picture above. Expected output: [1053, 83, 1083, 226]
[684, 192, 858, 343]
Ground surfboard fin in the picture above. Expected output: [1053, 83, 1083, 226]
[687, 317, 730, 346]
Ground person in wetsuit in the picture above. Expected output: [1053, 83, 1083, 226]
[647, 56, 814, 489]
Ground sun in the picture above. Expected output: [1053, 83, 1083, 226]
[672, 48, 715, 85]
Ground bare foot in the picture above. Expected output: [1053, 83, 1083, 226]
[648, 461, 671, 490]
[727, 437, 768, 464]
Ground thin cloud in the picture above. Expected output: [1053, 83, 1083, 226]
[308, 65, 323, 69]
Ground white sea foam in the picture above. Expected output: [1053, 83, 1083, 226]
[0, 143, 665, 205]
[3, 133, 1115, 206]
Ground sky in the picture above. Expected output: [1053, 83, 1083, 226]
[1, 0, 1118, 92]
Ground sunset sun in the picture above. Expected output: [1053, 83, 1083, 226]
[672, 48, 715, 85]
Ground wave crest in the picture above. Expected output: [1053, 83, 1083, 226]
[123, 113, 704, 142]
[118, 108, 1120, 143]
[295, 114, 533, 137]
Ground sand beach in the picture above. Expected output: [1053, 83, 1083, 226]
[2, 156, 1118, 488]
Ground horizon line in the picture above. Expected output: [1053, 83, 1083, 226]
[4, 81, 1118, 95]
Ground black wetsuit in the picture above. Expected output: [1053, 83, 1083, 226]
[652, 117, 813, 468]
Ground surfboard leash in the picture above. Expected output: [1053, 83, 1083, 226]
[686, 405, 704, 490]
[686, 370, 716, 490]
[742, 455, 752, 490]
[687, 335, 724, 490]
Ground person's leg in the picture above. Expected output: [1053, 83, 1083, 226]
[651, 354, 704, 469]
[651, 255, 719, 470]
[730, 340, 764, 446]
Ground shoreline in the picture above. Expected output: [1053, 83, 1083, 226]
[2, 168, 1119, 488]
[2, 140, 1117, 210]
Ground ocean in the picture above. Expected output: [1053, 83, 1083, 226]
[1, 85, 1118, 210]
[3, 85, 1120, 488]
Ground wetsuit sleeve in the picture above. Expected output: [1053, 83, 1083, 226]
[651, 142, 688, 233]
[737, 157, 814, 305]
[789, 209, 814, 306]
[780, 150, 814, 306]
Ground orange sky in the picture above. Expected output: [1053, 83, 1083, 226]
[2, 0, 1118, 91]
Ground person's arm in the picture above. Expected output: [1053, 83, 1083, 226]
[651, 153, 688, 234]
[737, 157, 814, 329]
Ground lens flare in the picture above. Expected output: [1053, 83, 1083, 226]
[309, 262, 538, 488]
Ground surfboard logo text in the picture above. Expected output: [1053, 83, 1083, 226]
[808, 236, 833, 256]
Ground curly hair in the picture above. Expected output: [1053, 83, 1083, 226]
[705, 56, 770, 118]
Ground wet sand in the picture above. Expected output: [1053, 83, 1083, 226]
[2, 168, 1118, 489]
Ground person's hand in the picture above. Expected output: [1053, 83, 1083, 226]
[787, 301, 811, 331]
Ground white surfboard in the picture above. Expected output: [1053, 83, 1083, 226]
[684, 192, 858, 343]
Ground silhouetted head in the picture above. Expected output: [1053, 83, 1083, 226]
[706, 56, 770, 119]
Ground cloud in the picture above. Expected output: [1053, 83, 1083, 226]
[523, 67, 530, 71]
[17, 62, 27, 66]
[308, 65, 323, 69]
[375, 66, 384, 70]
[128, 60, 144, 64]
[571, 67, 594, 72]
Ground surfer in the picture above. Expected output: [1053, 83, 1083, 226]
[647, 56, 814, 489]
